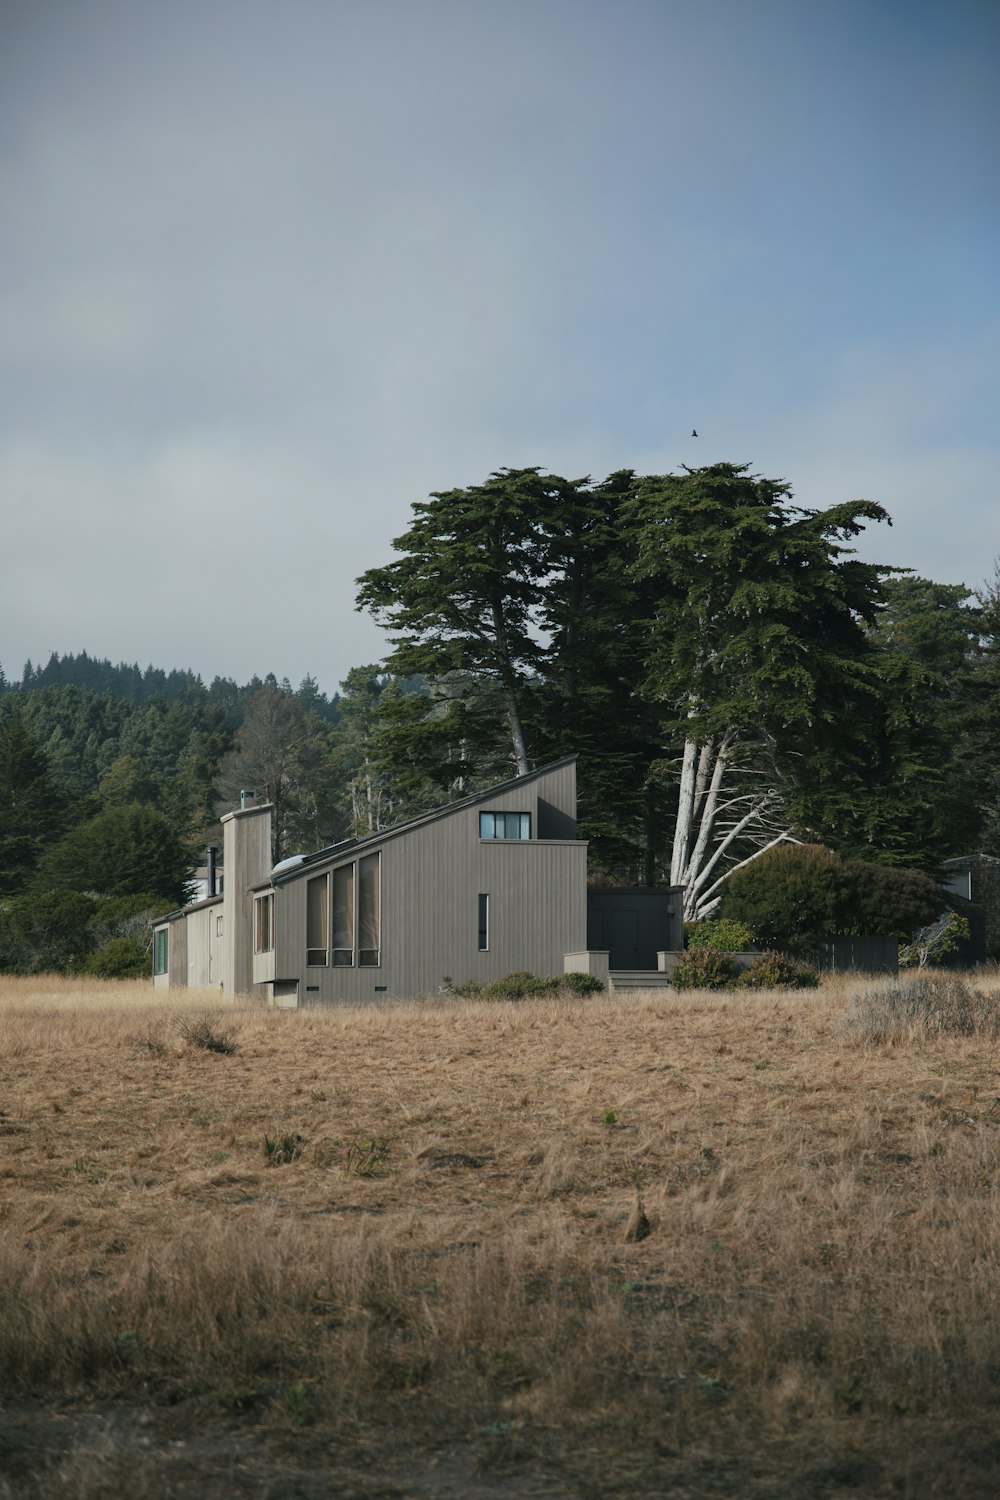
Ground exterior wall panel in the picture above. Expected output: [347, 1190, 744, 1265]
[272, 761, 587, 1005]
[169, 919, 187, 990]
[222, 805, 273, 998]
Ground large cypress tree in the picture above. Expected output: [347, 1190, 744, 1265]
[626, 463, 892, 916]
[356, 468, 585, 776]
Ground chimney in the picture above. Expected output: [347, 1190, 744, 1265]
[240, 789, 257, 810]
[221, 801, 273, 999]
[205, 845, 218, 899]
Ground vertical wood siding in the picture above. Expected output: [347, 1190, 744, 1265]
[222, 805, 273, 998]
[272, 762, 587, 1004]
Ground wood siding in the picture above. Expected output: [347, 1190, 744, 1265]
[271, 761, 587, 1004]
[168, 918, 187, 990]
[222, 804, 273, 998]
[185, 900, 224, 988]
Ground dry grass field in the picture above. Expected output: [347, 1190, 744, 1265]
[2, 971, 1000, 1498]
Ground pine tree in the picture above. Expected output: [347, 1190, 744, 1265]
[0, 713, 66, 896]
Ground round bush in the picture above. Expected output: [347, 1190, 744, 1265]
[733, 950, 819, 990]
[684, 918, 754, 953]
[671, 946, 740, 991]
[82, 935, 150, 979]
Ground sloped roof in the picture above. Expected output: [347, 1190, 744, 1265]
[260, 754, 579, 890]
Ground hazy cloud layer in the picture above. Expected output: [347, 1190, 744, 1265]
[2, 0, 997, 691]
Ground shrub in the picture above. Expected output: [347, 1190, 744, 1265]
[561, 970, 604, 997]
[899, 910, 971, 969]
[264, 1132, 305, 1165]
[684, 918, 754, 952]
[844, 975, 1000, 1043]
[671, 946, 740, 991]
[719, 843, 942, 954]
[178, 1017, 237, 1054]
[0, 888, 98, 973]
[82, 934, 149, 979]
[733, 949, 819, 990]
[344, 1136, 390, 1177]
[447, 970, 604, 1000]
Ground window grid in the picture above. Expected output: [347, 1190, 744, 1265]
[479, 811, 531, 840]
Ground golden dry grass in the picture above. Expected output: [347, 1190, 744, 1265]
[2, 971, 1000, 1497]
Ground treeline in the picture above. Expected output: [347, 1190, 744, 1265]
[0, 662, 427, 974]
[1, 461, 999, 975]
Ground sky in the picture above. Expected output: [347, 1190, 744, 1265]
[2, 0, 997, 697]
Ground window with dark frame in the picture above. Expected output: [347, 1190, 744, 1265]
[477, 893, 489, 951]
[479, 811, 531, 840]
[333, 863, 355, 966]
[254, 892, 274, 954]
[306, 873, 329, 966]
[358, 853, 380, 966]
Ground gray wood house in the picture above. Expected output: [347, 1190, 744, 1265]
[153, 757, 682, 1003]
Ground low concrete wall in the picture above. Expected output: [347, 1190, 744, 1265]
[564, 950, 610, 988]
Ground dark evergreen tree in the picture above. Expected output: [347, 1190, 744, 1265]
[0, 714, 66, 895]
[33, 803, 193, 904]
[357, 468, 584, 775]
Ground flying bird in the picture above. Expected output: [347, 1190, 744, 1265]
[691, 429, 698, 437]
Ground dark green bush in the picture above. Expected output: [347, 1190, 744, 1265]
[447, 970, 604, 1000]
[719, 843, 942, 954]
[733, 949, 819, 990]
[82, 934, 150, 979]
[561, 970, 604, 997]
[671, 946, 740, 991]
[0, 889, 98, 973]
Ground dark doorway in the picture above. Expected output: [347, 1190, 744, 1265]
[587, 887, 684, 971]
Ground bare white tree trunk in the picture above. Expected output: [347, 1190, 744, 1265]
[669, 732, 799, 920]
[670, 737, 700, 885]
[505, 692, 530, 778]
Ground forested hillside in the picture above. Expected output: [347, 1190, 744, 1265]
[2, 463, 998, 975]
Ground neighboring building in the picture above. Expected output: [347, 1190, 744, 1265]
[942, 853, 1000, 961]
[153, 757, 684, 1004]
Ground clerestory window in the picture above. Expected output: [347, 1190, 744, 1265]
[479, 811, 531, 840]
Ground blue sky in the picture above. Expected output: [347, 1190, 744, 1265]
[2, 0, 997, 693]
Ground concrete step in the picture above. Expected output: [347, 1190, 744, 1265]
[609, 970, 674, 992]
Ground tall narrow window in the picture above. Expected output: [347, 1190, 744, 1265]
[306, 874, 329, 966]
[153, 927, 168, 975]
[358, 853, 380, 966]
[332, 864, 354, 966]
[254, 892, 274, 954]
[477, 893, 489, 952]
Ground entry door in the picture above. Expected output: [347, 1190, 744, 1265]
[610, 909, 639, 969]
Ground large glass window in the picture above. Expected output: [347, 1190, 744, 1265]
[254, 892, 274, 954]
[153, 927, 168, 975]
[479, 811, 531, 840]
[332, 864, 355, 967]
[306, 874, 329, 966]
[358, 853, 380, 966]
